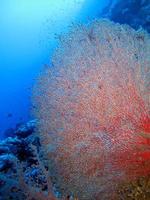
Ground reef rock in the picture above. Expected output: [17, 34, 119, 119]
[102, 0, 150, 32]
[0, 120, 56, 200]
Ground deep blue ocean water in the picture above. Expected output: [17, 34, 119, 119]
[0, 0, 109, 138]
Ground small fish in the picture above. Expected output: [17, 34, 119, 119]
[7, 113, 13, 118]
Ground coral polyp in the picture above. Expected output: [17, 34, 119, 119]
[33, 20, 150, 199]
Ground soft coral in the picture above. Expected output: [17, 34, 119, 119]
[33, 19, 150, 199]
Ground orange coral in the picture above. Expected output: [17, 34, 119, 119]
[33, 20, 150, 199]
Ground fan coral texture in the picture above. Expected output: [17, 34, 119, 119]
[33, 19, 150, 199]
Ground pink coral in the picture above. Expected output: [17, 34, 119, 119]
[33, 20, 150, 199]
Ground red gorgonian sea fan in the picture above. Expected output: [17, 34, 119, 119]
[33, 20, 150, 199]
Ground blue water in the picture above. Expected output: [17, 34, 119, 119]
[0, 0, 109, 138]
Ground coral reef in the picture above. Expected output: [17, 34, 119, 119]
[0, 120, 57, 200]
[102, 0, 150, 33]
[33, 19, 150, 199]
[1, 19, 150, 200]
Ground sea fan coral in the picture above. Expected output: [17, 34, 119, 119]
[33, 19, 150, 199]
